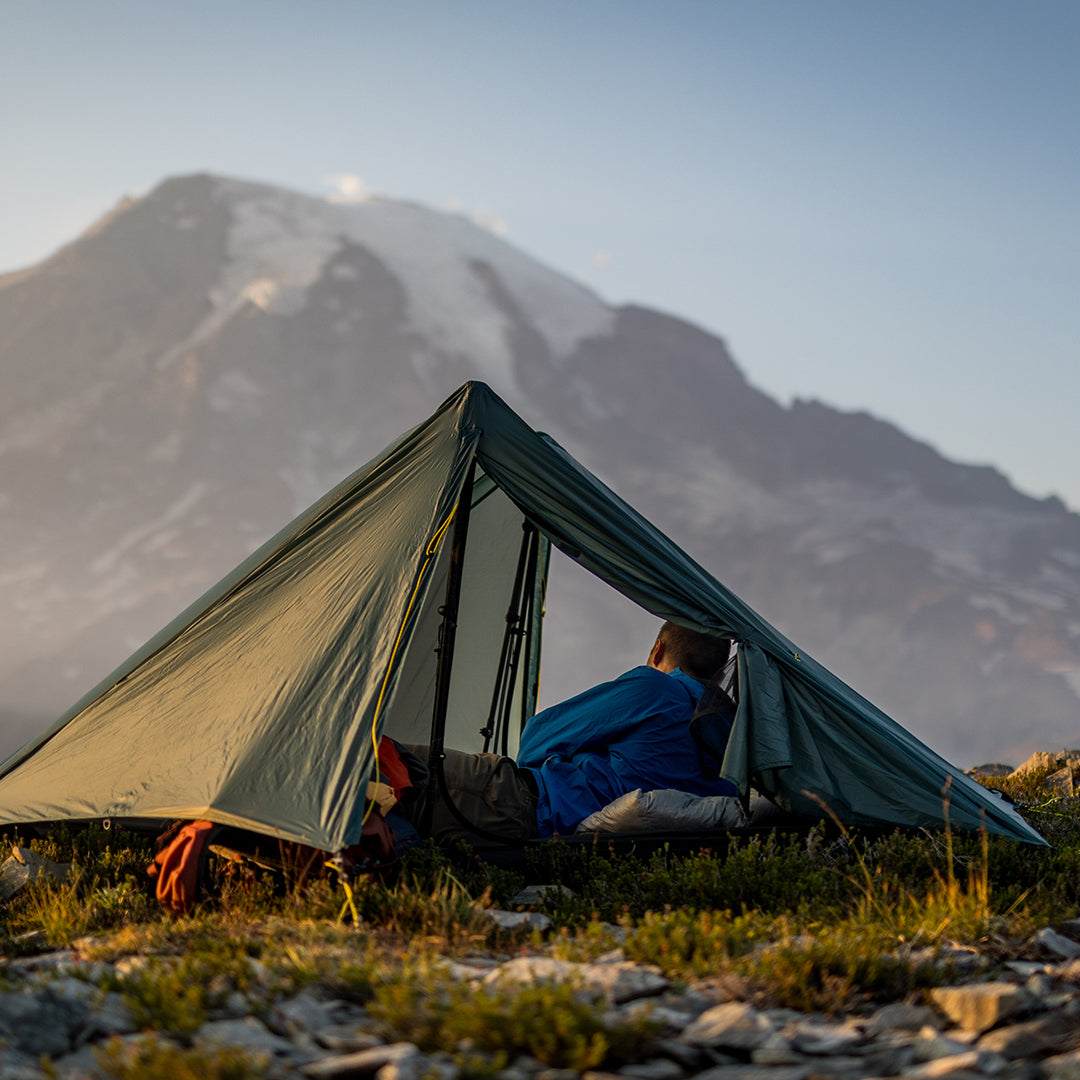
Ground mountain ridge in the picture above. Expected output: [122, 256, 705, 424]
[1, 172, 1077, 764]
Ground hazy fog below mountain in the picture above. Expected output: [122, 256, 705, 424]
[1, 173, 1077, 766]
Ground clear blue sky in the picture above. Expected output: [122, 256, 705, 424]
[4, 1, 1078, 508]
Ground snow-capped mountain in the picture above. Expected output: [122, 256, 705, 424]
[1, 173, 1077, 765]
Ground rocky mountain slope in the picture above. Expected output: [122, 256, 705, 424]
[1, 173, 1078, 764]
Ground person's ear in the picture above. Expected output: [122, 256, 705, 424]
[648, 638, 665, 669]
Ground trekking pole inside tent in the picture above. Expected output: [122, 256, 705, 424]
[420, 458, 477, 836]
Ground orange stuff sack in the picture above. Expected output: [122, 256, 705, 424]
[147, 819, 220, 915]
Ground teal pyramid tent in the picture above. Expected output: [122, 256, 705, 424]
[0, 383, 1044, 850]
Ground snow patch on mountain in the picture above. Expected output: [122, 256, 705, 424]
[208, 178, 613, 393]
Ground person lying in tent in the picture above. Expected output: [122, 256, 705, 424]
[402, 622, 737, 848]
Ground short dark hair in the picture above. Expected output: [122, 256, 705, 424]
[657, 622, 732, 680]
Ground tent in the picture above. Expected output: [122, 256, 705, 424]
[0, 382, 1044, 849]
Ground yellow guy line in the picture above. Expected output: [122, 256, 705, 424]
[360, 506, 457, 825]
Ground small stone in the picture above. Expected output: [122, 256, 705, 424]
[618, 1057, 685, 1079]
[303, 1042, 425, 1079]
[1026, 973, 1058, 1004]
[1033, 929, 1080, 961]
[440, 960, 495, 981]
[912, 1031, 980, 1063]
[750, 1032, 800, 1066]
[196, 1016, 298, 1058]
[795, 1054, 867, 1078]
[221, 990, 250, 1017]
[268, 990, 341, 1035]
[968, 764, 1014, 779]
[315, 1026, 385, 1052]
[484, 956, 667, 1005]
[1042, 1049, 1080, 1080]
[929, 982, 1030, 1034]
[679, 1001, 775, 1051]
[482, 910, 552, 933]
[687, 1065, 810, 1080]
[976, 1012, 1074, 1059]
[586, 962, 669, 1004]
[508, 884, 574, 907]
[5, 950, 78, 974]
[862, 1002, 942, 1036]
[785, 1019, 863, 1055]
[653, 1036, 711, 1070]
[1006, 961, 1048, 978]
[377, 1059, 427, 1080]
[113, 955, 149, 976]
[861, 1042, 918, 1077]
[618, 1001, 695, 1033]
[901, 1050, 986, 1077]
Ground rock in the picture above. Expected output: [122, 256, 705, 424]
[1042, 1050, 1080, 1080]
[687, 1065, 810, 1080]
[81, 990, 139, 1040]
[0, 987, 88, 1058]
[196, 1016, 301, 1059]
[1045, 765, 1080, 796]
[912, 1030, 981, 1063]
[929, 982, 1031, 1034]
[4, 950, 78, 975]
[968, 763, 1015, 779]
[976, 1012, 1074, 1059]
[796, 1055, 868, 1078]
[902, 1048, 1005, 1077]
[509, 885, 575, 907]
[0, 846, 71, 901]
[113, 955, 150, 976]
[535, 1069, 579, 1080]
[1007, 961, 1050, 978]
[585, 962, 669, 1004]
[652, 1036, 711, 1070]
[1011, 750, 1080, 776]
[482, 910, 552, 933]
[440, 960, 497, 981]
[0, 1050, 48, 1080]
[268, 990, 342, 1036]
[862, 1002, 942, 1036]
[679, 1001, 775, 1051]
[303, 1042, 425, 1079]
[618, 1059, 686, 1080]
[618, 1001, 695, 1033]
[483, 956, 668, 1004]
[750, 1032, 801, 1066]
[315, 1026, 385, 1052]
[1033, 928, 1080, 961]
[784, 1019, 863, 1055]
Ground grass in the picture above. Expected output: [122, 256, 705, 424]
[0, 770, 1077, 1041]
[368, 965, 661, 1070]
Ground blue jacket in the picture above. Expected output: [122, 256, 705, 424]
[517, 665, 736, 837]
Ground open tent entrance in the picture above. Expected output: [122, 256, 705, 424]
[385, 461, 549, 760]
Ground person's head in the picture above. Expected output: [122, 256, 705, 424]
[647, 621, 732, 681]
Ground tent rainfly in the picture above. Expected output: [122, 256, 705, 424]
[0, 382, 1045, 849]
